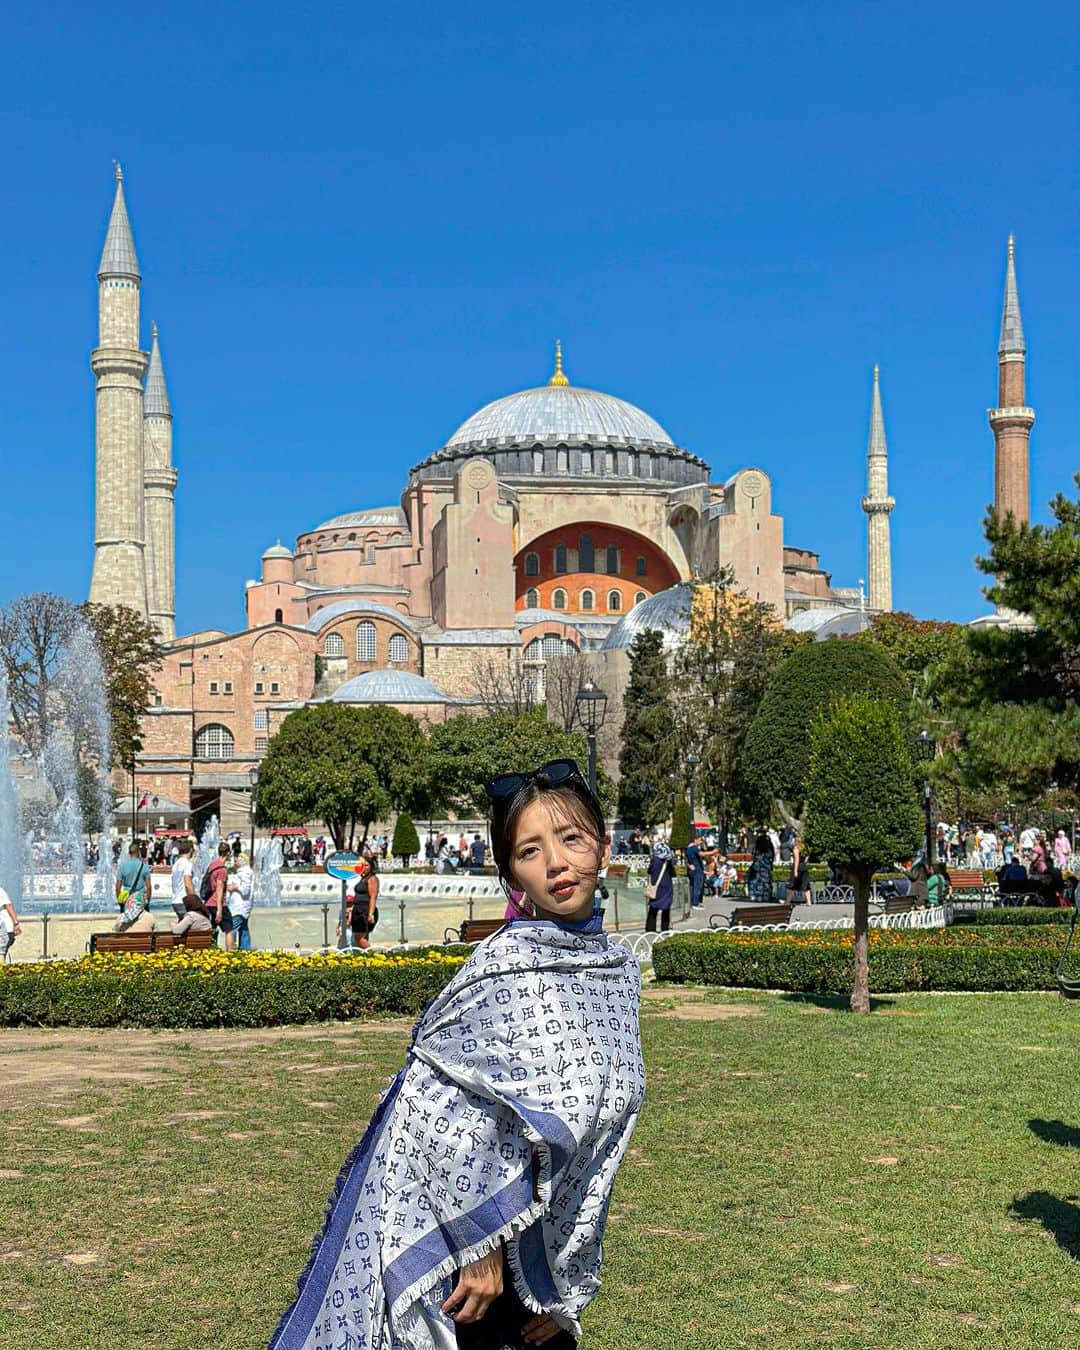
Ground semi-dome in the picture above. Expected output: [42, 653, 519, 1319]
[601, 582, 694, 652]
[261, 540, 293, 559]
[329, 670, 458, 704]
[448, 385, 674, 450]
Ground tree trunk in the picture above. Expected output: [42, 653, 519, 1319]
[850, 869, 871, 1013]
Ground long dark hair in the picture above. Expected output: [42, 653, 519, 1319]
[754, 832, 774, 861]
[490, 776, 605, 897]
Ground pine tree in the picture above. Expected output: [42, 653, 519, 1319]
[391, 811, 421, 865]
[617, 630, 677, 827]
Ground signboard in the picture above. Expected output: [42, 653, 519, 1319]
[325, 851, 367, 883]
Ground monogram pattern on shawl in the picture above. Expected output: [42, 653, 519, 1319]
[271, 921, 644, 1350]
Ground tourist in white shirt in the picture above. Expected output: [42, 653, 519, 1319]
[227, 854, 255, 950]
[0, 884, 21, 961]
[170, 838, 196, 920]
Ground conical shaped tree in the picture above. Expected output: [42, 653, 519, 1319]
[617, 630, 677, 827]
[669, 795, 692, 852]
[804, 693, 922, 1013]
[391, 811, 420, 865]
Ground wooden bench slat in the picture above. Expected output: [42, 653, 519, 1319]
[710, 903, 793, 929]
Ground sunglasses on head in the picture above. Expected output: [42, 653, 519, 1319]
[485, 758, 585, 802]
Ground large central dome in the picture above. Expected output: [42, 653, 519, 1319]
[409, 343, 709, 487]
[447, 384, 674, 449]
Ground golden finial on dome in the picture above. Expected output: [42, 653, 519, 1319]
[549, 339, 569, 387]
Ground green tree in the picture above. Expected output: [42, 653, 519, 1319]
[743, 638, 909, 828]
[670, 571, 788, 841]
[424, 708, 589, 819]
[669, 795, 691, 851]
[937, 475, 1080, 802]
[391, 811, 421, 864]
[256, 703, 425, 849]
[78, 602, 165, 768]
[804, 694, 923, 1013]
[617, 630, 677, 827]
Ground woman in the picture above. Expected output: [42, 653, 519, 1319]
[227, 853, 255, 950]
[1053, 829, 1072, 870]
[789, 836, 810, 906]
[644, 841, 675, 932]
[272, 760, 644, 1350]
[1030, 831, 1049, 878]
[170, 895, 213, 936]
[348, 857, 380, 949]
[746, 833, 774, 904]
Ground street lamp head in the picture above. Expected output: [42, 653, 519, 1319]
[915, 730, 935, 763]
[250, 764, 260, 788]
[574, 680, 608, 735]
[687, 753, 700, 769]
[151, 795, 159, 809]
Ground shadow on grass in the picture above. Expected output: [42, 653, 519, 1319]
[1029, 1119, 1080, 1148]
[777, 992, 898, 1012]
[1010, 1191, 1080, 1259]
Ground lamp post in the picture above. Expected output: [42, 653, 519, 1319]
[574, 681, 608, 799]
[249, 765, 259, 861]
[686, 753, 700, 837]
[1048, 780, 1058, 837]
[915, 731, 935, 866]
[148, 794, 158, 843]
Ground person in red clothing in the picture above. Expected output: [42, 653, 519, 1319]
[205, 842, 233, 949]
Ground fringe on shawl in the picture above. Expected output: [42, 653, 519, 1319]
[269, 1068, 406, 1349]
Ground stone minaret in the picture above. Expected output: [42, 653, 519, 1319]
[143, 323, 178, 639]
[988, 235, 1034, 523]
[89, 165, 149, 617]
[861, 364, 895, 612]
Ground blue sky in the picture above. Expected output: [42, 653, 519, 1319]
[0, 0, 1074, 629]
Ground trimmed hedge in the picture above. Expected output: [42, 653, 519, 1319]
[0, 948, 465, 1029]
[952, 907, 1073, 926]
[652, 926, 1067, 994]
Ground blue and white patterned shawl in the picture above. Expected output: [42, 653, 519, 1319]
[271, 919, 644, 1349]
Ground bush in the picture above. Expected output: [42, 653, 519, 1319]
[391, 811, 421, 861]
[0, 948, 465, 1029]
[953, 907, 1073, 926]
[652, 926, 1066, 994]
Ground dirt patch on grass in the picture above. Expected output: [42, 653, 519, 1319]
[0, 1021, 412, 1111]
[642, 988, 763, 1020]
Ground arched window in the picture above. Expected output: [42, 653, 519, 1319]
[627, 453, 636, 477]
[607, 590, 623, 612]
[388, 633, 408, 663]
[554, 545, 568, 575]
[541, 635, 564, 660]
[580, 589, 595, 611]
[324, 633, 345, 658]
[274, 608, 283, 624]
[634, 590, 647, 606]
[579, 534, 595, 572]
[556, 448, 569, 473]
[524, 552, 540, 577]
[552, 588, 567, 610]
[533, 449, 544, 474]
[525, 588, 539, 609]
[636, 555, 647, 576]
[195, 724, 234, 760]
[524, 638, 543, 660]
[580, 450, 593, 475]
[356, 621, 376, 662]
[606, 546, 619, 574]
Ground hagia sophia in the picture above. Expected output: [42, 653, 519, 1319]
[85, 170, 1035, 829]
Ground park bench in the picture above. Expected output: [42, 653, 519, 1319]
[709, 903, 793, 930]
[817, 884, 856, 904]
[949, 869, 997, 903]
[998, 875, 1046, 905]
[874, 896, 915, 916]
[606, 863, 631, 883]
[88, 930, 215, 956]
[444, 918, 505, 945]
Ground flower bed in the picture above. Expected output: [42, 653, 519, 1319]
[652, 925, 1067, 994]
[0, 947, 466, 1029]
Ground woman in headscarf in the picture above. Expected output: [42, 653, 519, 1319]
[644, 841, 675, 933]
[746, 833, 775, 904]
[272, 759, 644, 1350]
[1053, 829, 1072, 870]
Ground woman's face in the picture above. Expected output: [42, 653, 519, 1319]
[509, 796, 599, 923]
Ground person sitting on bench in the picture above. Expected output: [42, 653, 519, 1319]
[171, 895, 213, 936]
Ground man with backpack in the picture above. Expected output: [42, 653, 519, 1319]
[200, 842, 233, 949]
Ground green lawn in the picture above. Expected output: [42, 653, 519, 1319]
[0, 989, 1077, 1347]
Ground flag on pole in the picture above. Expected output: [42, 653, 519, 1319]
[137, 793, 148, 809]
